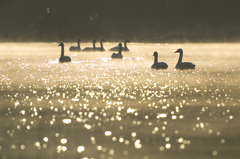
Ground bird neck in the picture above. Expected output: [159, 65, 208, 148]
[118, 45, 122, 55]
[78, 41, 81, 49]
[61, 45, 64, 57]
[93, 41, 95, 48]
[177, 52, 183, 64]
[154, 54, 158, 63]
[124, 41, 127, 48]
[100, 41, 103, 49]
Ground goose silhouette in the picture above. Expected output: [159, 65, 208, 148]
[151, 51, 168, 69]
[82, 40, 96, 51]
[59, 43, 71, 63]
[174, 48, 195, 69]
[110, 39, 130, 51]
[111, 43, 123, 59]
[69, 39, 81, 51]
[95, 39, 106, 51]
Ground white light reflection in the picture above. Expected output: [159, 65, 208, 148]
[43, 137, 48, 142]
[157, 113, 167, 118]
[165, 143, 171, 149]
[77, 146, 85, 153]
[105, 131, 112, 136]
[62, 119, 71, 124]
[127, 107, 136, 113]
[134, 139, 142, 149]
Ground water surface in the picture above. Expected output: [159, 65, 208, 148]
[0, 42, 240, 159]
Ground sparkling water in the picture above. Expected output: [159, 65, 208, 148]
[0, 42, 240, 159]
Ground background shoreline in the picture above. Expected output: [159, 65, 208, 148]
[1, 0, 240, 43]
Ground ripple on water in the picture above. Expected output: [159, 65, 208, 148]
[1, 43, 240, 159]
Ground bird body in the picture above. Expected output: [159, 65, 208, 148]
[95, 39, 106, 51]
[174, 49, 195, 69]
[69, 39, 81, 51]
[59, 43, 71, 63]
[82, 40, 96, 51]
[110, 39, 130, 51]
[59, 56, 71, 63]
[111, 43, 123, 59]
[151, 51, 168, 69]
[151, 62, 168, 69]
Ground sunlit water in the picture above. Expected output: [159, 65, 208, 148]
[0, 42, 240, 159]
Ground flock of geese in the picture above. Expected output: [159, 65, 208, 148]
[59, 39, 195, 70]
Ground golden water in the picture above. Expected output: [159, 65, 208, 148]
[0, 42, 240, 159]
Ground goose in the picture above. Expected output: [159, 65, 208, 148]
[69, 39, 81, 51]
[95, 39, 106, 51]
[174, 48, 195, 69]
[111, 43, 123, 59]
[82, 40, 96, 51]
[151, 51, 168, 69]
[59, 43, 71, 63]
[110, 39, 130, 51]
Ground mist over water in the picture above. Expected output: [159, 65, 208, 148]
[0, 42, 240, 159]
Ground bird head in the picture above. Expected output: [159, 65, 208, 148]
[58, 42, 64, 46]
[153, 51, 158, 56]
[174, 48, 183, 53]
[118, 43, 122, 47]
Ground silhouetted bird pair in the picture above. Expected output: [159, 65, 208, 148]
[82, 39, 106, 51]
[151, 49, 195, 70]
[111, 43, 123, 59]
[69, 39, 106, 52]
[109, 39, 130, 51]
